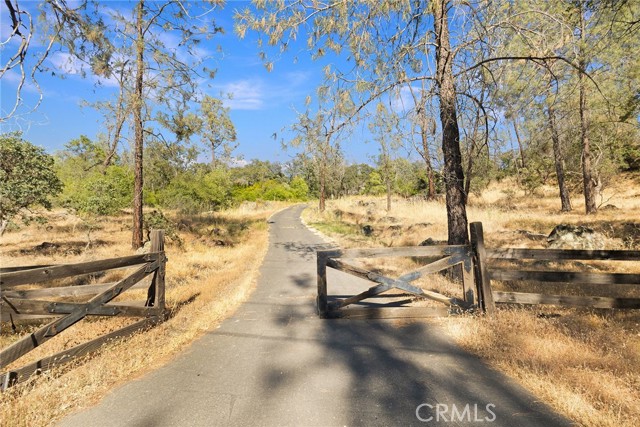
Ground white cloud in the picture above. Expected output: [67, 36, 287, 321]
[48, 52, 88, 75]
[219, 79, 265, 110]
[391, 86, 418, 113]
[1, 68, 41, 94]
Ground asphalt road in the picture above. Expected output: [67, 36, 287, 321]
[59, 205, 573, 427]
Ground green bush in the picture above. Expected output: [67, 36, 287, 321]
[61, 166, 133, 215]
[158, 168, 232, 213]
[0, 132, 63, 233]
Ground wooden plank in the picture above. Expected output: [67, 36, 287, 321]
[316, 249, 341, 317]
[397, 254, 464, 282]
[0, 254, 159, 288]
[0, 261, 156, 369]
[340, 245, 468, 260]
[470, 222, 496, 315]
[0, 265, 54, 273]
[461, 257, 475, 304]
[326, 258, 470, 308]
[326, 306, 454, 319]
[1, 281, 149, 299]
[493, 291, 640, 309]
[0, 316, 160, 390]
[489, 269, 640, 285]
[331, 283, 394, 309]
[1, 313, 60, 322]
[145, 230, 165, 308]
[0, 298, 155, 317]
[486, 248, 640, 261]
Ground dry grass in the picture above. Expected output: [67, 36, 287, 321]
[0, 202, 288, 427]
[302, 175, 640, 427]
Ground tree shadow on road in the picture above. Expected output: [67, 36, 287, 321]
[255, 265, 573, 427]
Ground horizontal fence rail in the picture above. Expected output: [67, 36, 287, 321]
[473, 222, 640, 312]
[0, 230, 168, 390]
[318, 222, 640, 319]
[317, 245, 476, 319]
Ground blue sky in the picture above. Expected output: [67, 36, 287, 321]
[0, 0, 386, 164]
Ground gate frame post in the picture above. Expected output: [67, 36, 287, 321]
[469, 222, 495, 315]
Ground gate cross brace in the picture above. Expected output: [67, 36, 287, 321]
[326, 256, 472, 310]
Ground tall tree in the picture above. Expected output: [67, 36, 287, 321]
[370, 102, 402, 212]
[45, 1, 222, 248]
[199, 95, 237, 168]
[292, 88, 353, 212]
[237, 1, 559, 244]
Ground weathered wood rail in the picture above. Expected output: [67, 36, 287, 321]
[317, 222, 640, 318]
[317, 245, 476, 319]
[0, 230, 167, 390]
[473, 224, 640, 314]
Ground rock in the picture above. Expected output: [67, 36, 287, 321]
[623, 223, 640, 248]
[419, 237, 446, 246]
[380, 216, 399, 223]
[516, 229, 547, 241]
[601, 204, 619, 211]
[361, 225, 374, 237]
[547, 224, 605, 250]
[37, 242, 58, 250]
[136, 240, 152, 254]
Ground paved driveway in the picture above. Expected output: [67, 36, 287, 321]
[59, 205, 572, 427]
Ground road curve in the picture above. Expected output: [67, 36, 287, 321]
[59, 205, 571, 427]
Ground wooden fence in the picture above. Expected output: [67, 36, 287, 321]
[471, 222, 640, 315]
[317, 245, 476, 319]
[317, 222, 640, 318]
[0, 230, 167, 390]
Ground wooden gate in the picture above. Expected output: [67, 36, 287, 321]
[0, 230, 167, 390]
[317, 245, 475, 319]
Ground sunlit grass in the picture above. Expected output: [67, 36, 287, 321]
[0, 202, 288, 427]
[303, 175, 640, 427]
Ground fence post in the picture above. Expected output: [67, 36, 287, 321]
[146, 230, 166, 314]
[317, 251, 329, 318]
[469, 222, 495, 315]
[461, 255, 475, 306]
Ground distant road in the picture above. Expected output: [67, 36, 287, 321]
[59, 205, 572, 426]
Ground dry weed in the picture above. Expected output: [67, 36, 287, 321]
[0, 202, 288, 427]
[303, 175, 640, 426]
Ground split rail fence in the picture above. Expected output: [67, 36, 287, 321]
[318, 222, 640, 318]
[0, 230, 167, 390]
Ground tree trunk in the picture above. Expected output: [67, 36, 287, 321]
[386, 176, 392, 212]
[420, 126, 436, 199]
[434, 0, 468, 245]
[578, 6, 597, 214]
[319, 171, 326, 212]
[132, 0, 145, 249]
[512, 118, 526, 169]
[547, 104, 572, 212]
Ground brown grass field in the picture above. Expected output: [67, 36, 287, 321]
[1, 174, 639, 427]
[302, 174, 640, 427]
[0, 202, 287, 427]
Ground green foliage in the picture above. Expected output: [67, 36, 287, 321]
[143, 210, 183, 247]
[158, 168, 232, 213]
[364, 171, 385, 195]
[233, 178, 308, 202]
[229, 160, 285, 186]
[61, 166, 133, 215]
[289, 176, 310, 200]
[55, 136, 133, 216]
[340, 163, 374, 196]
[199, 95, 237, 165]
[0, 132, 63, 227]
